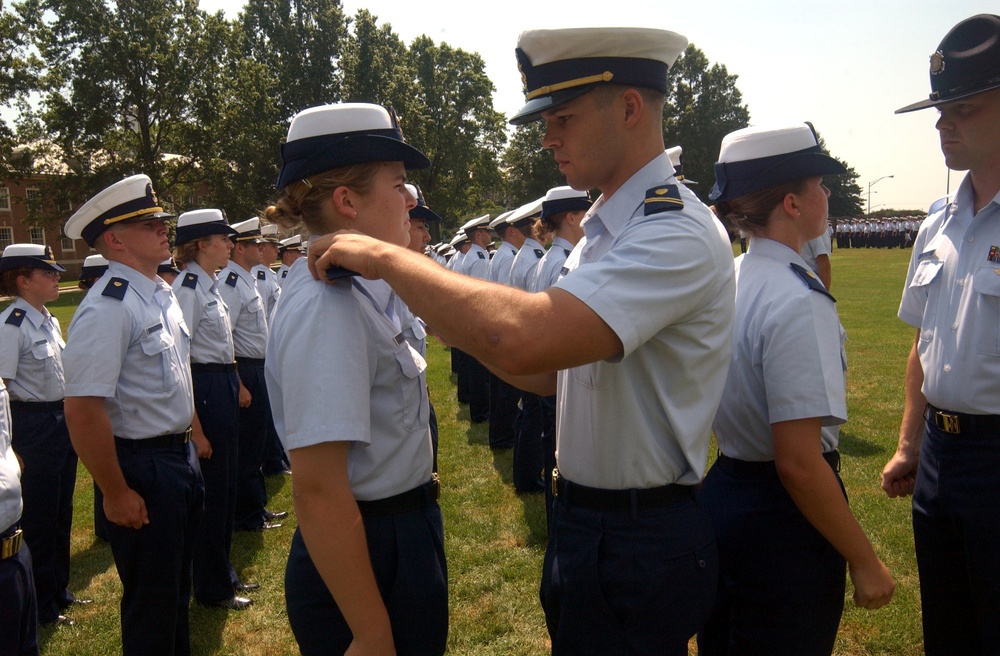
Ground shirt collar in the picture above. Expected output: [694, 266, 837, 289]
[354, 278, 395, 315]
[107, 260, 158, 302]
[583, 151, 673, 239]
[746, 237, 811, 269]
[11, 297, 48, 329]
[184, 260, 219, 291]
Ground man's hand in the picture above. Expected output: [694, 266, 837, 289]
[104, 487, 150, 529]
[881, 450, 919, 498]
[239, 382, 252, 408]
[308, 231, 386, 282]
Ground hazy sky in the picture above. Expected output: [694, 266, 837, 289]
[206, 1, 996, 210]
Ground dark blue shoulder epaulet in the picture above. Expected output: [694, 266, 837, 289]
[5, 308, 26, 326]
[789, 263, 835, 302]
[280, 270, 288, 279]
[225, 272, 239, 287]
[477, 251, 486, 260]
[102, 277, 130, 300]
[644, 184, 684, 215]
[181, 272, 198, 289]
[256, 269, 267, 280]
[563, 248, 571, 257]
[533, 249, 544, 259]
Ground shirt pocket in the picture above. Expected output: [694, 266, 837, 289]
[246, 296, 266, 332]
[909, 258, 944, 347]
[393, 340, 429, 432]
[140, 328, 182, 392]
[973, 264, 1000, 356]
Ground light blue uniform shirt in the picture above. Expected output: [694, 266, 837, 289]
[266, 261, 432, 500]
[0, 298, 66, 402]
[800, 231, 832, 277]
[63, 261, 194, 439]
[529, 235, 574, 293]
[713, 239, 846, 461]
[252, 263, 281, 318]
[461, 244, 490, 280]
[488, 241, 519, 284]
[509, 238, 545, 291]
[0, 382, 21, 531]
[171, 261, 235, 365]
[553, 152, 735, 489]
[899, 175, 1000, 414]
[218, 261, 268, 360]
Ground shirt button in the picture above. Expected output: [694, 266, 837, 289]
[969, 235, 975, 243]
[958, 279, 966, 286]
[944, 364, 952, 372]
[952, 322, 959, 330]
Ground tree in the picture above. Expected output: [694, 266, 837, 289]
[663, 45, 751, 203]
[814, 132, 864, 217]
[500, 120, 565, 208]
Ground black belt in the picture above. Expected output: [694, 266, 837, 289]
[9, 399, 64, 412]
[715, 450, 841, 474]
[114, 427, 192, 450]
[1, 523, 23, 560]
[925, 404, 1000, 436]
[235, 356, 265, 367]
[191, 361, 237, 373]
[551, 468, 693, 512]
[355, 476, 440, 516]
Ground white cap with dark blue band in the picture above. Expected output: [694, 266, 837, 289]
[506, 197, 544, 226]
[541, 186, 592, 220]
[278, 235, 303, 254]
[0, 244, 66, 272]
[276, 103, 431, 190]
[709, 123, 847, 203]
[80, 254, 110, 279]
[64, 174, 174, 247]
[510, 27, 688, 125]
[175, 208, 238, 247]
[406, 183, 443, 223]
[230, 217, 264, 243]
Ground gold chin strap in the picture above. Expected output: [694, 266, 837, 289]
[526, 72, 614, 100]
[102, 207, 165, 226]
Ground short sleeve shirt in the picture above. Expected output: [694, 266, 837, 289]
[0, 382, 22, 530]
[800, 232, 832, 277]
[0, 297, 66, 402]
[488, 241, 519, 284]
[218, 261, 268, 359]
[510, 238, 545, 291]
[171, 261, 235, 365]
[529, 235, 574, 293]
[462, 244, 490, 280]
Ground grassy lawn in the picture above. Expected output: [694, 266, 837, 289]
[7, 246, 923, 654]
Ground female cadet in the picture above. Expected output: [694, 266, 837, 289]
[698, 123, 895, 654]
[171, 209, 255, 611]
[0, 244, 78, 626]
[263, 103, 446, 656]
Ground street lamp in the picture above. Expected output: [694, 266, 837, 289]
[867, 175, 894, 216]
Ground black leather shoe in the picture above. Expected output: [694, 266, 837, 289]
[263, 509, 288, 521]
[234, 581, 260, 592]
[255, 521, 282, 531]
[203, 595, 253, 611]
[43, 615, 74, 627]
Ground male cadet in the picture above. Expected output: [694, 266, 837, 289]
[309, 27, 735, 653]
[218, 218, 285, 531]
[276, 235, 303, 286]
[881, 14, 1000, 655]
[506, 198, 547, 492]
[457, 213, 493, 424]
[485, 209, 521, 450]
[252, 222, 281, 318]
[61, 175, 205, 655]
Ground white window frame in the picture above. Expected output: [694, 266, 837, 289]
[0, 187, 10, 211]
[28, 226, 45, 245]
[0, 226, 13, 248]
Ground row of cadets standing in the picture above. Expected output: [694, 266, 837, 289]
[527, 187, 591, 516]
[485, 210, 520, 450]
[0, 244, 84, 631]
[504, 198, 547, 492]
[456, 213, 493, 424]
[61, 174, 205, 656]
[171, 210, 256, 611]
[218, 219, 287, 532]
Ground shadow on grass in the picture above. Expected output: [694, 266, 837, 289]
[517, 490, 548, 548]
[838, 431, 886, 458]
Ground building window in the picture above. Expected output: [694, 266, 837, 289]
[29, 227, 45, 245]
[25, 187, 41, 203]
[61, 236, 75, 252]
[0, 226, 12, 248]
[0, 187, 10, 211]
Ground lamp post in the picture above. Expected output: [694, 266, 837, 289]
[867, 175, 894, 216]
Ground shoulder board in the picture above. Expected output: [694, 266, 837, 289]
[789, 263, 836, 302]
[225, 272, 239, 287]
[509, 247, 517, 256]
[257, 270, 267, 280]
[477, 251, 486, 260]
[102, 277, 130, 300]
[563, 248, 571, 257]
[644, 184, 684, 215]
[5, 308, 26, 327]
[533, 249, 544, 258]
[181, 272, 198, 289]
[280, 270, 288, 279]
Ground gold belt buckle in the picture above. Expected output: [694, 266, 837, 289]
[1, 528, 23, 559]
[551, 467, 560, 498]
[183, 427, 193, 443]
[935, 411, 961, 434]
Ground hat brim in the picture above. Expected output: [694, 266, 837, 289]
[895, 80, 1000, 113]
[509, 85, 597, 126]
[710, 153, 847, 202]
[0, 257, 66, 273]
[277, 134, 431, 189]
[175, 223, 239, 247]
[410, 206, 443, 222]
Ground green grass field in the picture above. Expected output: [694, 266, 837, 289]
[7, 246, 923, 654]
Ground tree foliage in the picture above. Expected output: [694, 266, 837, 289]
[500, 121, 565, 210]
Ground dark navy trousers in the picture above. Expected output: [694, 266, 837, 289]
[913, 418, 1000, 655]
[234, 359, 269, 530]
[285, 502, 448, 655]
[105, 439, 203, 656]
[541, 491, 717, 655]
[0, 532, 38, 656]
[698, 455, 846, 656]
[488, 373, 518, 449]
[191, 369, 240, 603]
[513, 393, 544, 492]
[10, 404, 77, 624]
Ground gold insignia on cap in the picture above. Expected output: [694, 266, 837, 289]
[930, 51, 945, 75]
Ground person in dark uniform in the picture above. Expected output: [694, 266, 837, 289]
[698, 123, 894, 655]
[0, 244, 83, 628]
[881, 15, 1000, 655]
[265, 102, 447, 655]
[171, 209, 255, 611]
[309, 27, 735, 654]
[1, 376, 39, 656]
[61, 174, 205, 656]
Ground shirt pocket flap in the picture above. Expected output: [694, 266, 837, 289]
[31, 340, 55, 360]
[909, 258, 944, 288]
[974, 265, 1000, 297]
[140, 329, 175, 356]
[393, 341, 426, 379]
